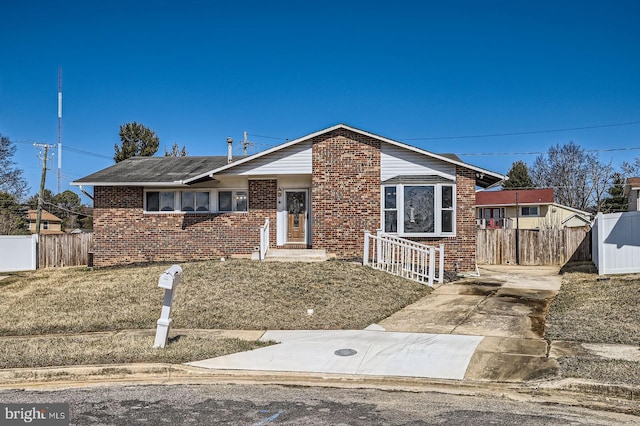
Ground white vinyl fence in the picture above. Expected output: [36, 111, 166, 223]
[0, 234, 38, 272]
[592, 211, 640, 275]
[363, 231, 444, 286]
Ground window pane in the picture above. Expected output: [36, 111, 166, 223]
[384, 186, 396, 209]
[196, 192, 210, 211]
[442, 186, 453, 208]
[181, 192, 195, 211]
[442, 210, 453, 233]
[234, 191, 248, 211]
[219, 191, 232, 211]
[384, 210, 397, 232]
[160, 192, 175, 211]
[404, 186, 434, 233]
[146, 192, 159, 211]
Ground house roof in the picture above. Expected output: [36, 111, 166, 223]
[184, 124, 505, 188]
[623, 177, 640, 196]
[476, 188, 555, 206]
[26, 209, 62, 222]
[72, 124, 506, 188]
[72, 156, 229, 186]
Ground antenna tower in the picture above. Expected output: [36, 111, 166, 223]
[57, 67, 62, 194]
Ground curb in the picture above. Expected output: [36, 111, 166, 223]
[0, 363, 638, 415]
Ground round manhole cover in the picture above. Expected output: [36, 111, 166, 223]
[334, 348, 357, 357]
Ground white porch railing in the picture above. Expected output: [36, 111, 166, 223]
[259, 218, 270, 261]
[363, 230, 444, 287]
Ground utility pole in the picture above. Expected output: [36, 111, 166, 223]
[34, 143, 55, 237]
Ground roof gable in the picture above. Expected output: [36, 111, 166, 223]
[185, 124, 505, 188]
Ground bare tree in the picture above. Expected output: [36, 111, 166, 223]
[0, 134, 28, 200]
[588, 158, 614, 213]
[531, 141, 612, 212]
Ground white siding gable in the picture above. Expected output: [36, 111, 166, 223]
[381, 143, 456, 181]
[228, 141, 312, 175]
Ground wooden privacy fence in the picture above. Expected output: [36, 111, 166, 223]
[39, 233, 94, 268]
[477, 227, 591, 265]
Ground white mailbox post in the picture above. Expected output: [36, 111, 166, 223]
[153, 265, 182, 348]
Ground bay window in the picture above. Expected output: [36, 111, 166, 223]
[382, 183, 455, 236]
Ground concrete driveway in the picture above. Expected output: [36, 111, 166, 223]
[189, 265, 563, 382]
[378, 265, 562, 381]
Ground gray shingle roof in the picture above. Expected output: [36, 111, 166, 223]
[73, 156, 229, 185]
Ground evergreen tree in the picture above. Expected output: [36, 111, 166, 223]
[0, 192, 28, 235]
[600, 173, 627, 213]
[114, 121, 160, 163]
[503, 160, 533, 189]
[164, 142, 188, 157]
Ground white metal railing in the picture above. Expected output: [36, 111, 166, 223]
[363, 230, 444, 286]
[259, 218, 270, 261]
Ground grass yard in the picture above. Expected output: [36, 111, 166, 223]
[546, 268, 640, 345]
[0, 259, 430, 368]
[0, 334, 270, 369]
[546, 264, 640, 385]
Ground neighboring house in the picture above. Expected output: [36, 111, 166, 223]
[623, 177, 640, 211]
[72, 124, 505, 271]
[476, 188, 591, 230]
[26, 209, 64, 235]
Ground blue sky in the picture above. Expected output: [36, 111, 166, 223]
[1, 0, 639, 202]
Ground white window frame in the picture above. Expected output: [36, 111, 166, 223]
[521, 206, 539, 217]
[381, 183, 456, 237]
[144, 188, 248, 213]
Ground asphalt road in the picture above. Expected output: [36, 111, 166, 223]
[1, 384, 638, 425]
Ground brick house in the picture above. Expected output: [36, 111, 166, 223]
[72, 124, 505, 271]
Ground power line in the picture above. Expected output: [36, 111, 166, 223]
[401, 120, 640, 141]
[460, 146, 640, 156]
[61, 145, 112, 160]
[248, 133, 289, 141]
[42, 200, 92, 217]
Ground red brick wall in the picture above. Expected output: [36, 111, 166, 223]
[311, 129, 381, 258]
[411, 166, 477, 272]
[92, 180, 277, 267]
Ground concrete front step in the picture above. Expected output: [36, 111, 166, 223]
[259, 249, 329, 262]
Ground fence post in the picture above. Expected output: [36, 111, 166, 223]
[595, 212, 606, 275]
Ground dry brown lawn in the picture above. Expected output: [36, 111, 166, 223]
[0, 259, 430, 336]
[546, 270, 640, 345]
[0, 260, 429, 369]
[0, 334, 270, 369]
[546, 266, 640, 385]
